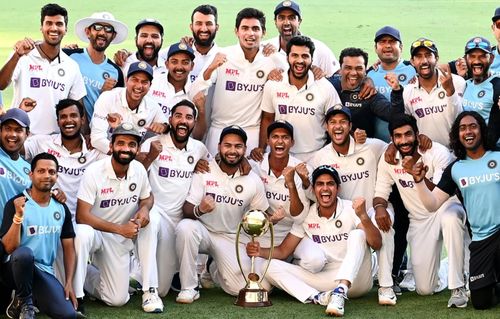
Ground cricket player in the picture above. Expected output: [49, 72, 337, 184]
[254, 35, 341, 162]
[1, 152, 77, 319]
[0, 3, 86, 135]
[412, 111, 499, 310]
[247, 165, 382, 317]
[373, 114, 468, 308]
[175, 125, 270, 303]
[75, 123, 163, 313]
[137, 99, 210, 297]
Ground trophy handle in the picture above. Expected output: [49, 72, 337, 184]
[259, 222, 274, 285]
[235, 222, 249, 285]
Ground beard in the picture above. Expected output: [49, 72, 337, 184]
[193, 31, 216, 47]
[395, 140, 418, 157]
[171, 125, 193, 144]
[219, 152, 243, 167]
[112, 150, 135, 165]
[138, 45, 161, 62]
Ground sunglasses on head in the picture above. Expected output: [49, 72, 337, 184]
[465, 40, 490, 51]
[91, 24, 115, 33]
[411, 39, 434, 48]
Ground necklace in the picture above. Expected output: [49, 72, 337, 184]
[37, 44, 59, 61]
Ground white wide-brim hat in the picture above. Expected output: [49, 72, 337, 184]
[75, 12, 128, 44]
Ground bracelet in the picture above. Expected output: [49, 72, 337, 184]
[373, 204, 386, 210]
[194, 205, 205, 219]
[13, 214, 23, 225]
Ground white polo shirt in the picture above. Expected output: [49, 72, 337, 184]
[90, 87, 167, 154]
[77, 157, 151, 224]
[9, 48, 86, 135]
[250, 154, 309, 244]
[190, 44, 287, 129]
[291, 199, 360, 264]
[24, 134, 106, 217]
[147, 73, 192, 116]
[185, 159, 269, 234]
[309, 137, 387, 206]
[374, 142, 458, 221]
[403, 71, 465, 147]
[141, 133, 210, 220]
[264, 36, 340, 77]
[260, 71, 341, 154]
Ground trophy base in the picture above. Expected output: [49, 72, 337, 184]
[235, 288, 272, 307]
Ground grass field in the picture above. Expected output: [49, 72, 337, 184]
[1, 1, 500, 318]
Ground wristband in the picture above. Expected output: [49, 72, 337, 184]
[373, 204, 386, 210]
[13, 214, 23, 225]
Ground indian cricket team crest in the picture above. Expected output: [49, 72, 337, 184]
[102, 72, 110, 80]
[256, 70, 265, 78]
[282, 0, 292, 6]
[53, 211, 61, 221]
[129, 183, 137, 191]
[187, 155, 194, 164]
[57, 68, 65, 77]
[350, 93, 359, 101]
[356, 157, 365, 166]
[235, 184, 244, 193]
[306, 93, 314, 101]
[335, 220, 342, 228]
[477, 90, 485, 98]
[398, 74, 407, 82]
[138, 61, 148, 69]
[438, 91, 445, 99]
[179, 43, 188, 50]
[137, 119, 146, 127]
[102, 13, 112, 19]
[487, 160, 497, 169]
[23, 167, 30, 174]
[78, 154, 87, 164]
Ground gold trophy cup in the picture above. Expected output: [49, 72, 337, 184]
[235, 209, 274, 307]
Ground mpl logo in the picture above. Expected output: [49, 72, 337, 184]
[206, 180, 219, 187]
[276, 92, 289, 98]
[100, 187, 113, 195]
[278, 104, 287, 114]
[308, 223, 320, 229]
[29, 64, 42, 72]
[225, 81, 236, 91]
[225, 68, 240, 76]
[30, 77, 41, 88]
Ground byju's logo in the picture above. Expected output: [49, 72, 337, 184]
[100, 200, 111, 208]
[30, 77, 41, 88]
[0, 167, 4, 175]
[225, 81, 236, 91]
[159, 167, 169, 177]
[312, 235, 320, 243]
[278, 104, 287, 114]
[415, 108, 425, 118]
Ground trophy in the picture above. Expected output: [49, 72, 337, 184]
[235, 210, 274, 307]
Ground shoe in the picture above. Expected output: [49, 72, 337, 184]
[129, 277, 143, 296]
[7, 296, 35, 319]
[399, 272, 416, 292]
[199, 270, 216, 289]
[448, 287, 468, 308]
[6, 295, 20, 319]
[378, 287, 397, 306]
[176, 289, 200, 304]
[76, 297, 87, 318]
[19, 303, 35, 319]
[325, 287, 347, 317]
[142, 288, 164, 313]
[311, 290, 332, 306]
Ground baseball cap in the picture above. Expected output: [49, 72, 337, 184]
[167, 42, 195, 60]
[374, 26, 401, 43]
[274, 0, 301, 18]
[127, 61, 154, 81]
[135, 18, 164, 36]
[410, 38, 438, 57]
[0, 108, 30, 128]
[492, 7, 500, 22]
[325, 105, 351, 122]
[219, 125, 247, 144]
[464, 36, 492, 54]
[267, 120, 294, 139]
[75, 12, 128, 44]
[312, 165, 341, 185]
[112, 122, 142, 141]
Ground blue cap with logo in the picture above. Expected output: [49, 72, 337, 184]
[274, 0, 301, 18]
[0, 108, 30, 128]
[220, 125, 247, 144]
[374, 26, 402, 43]
[492, 7, 500, 22]
[267, 120, 294, 139]
[312, 165, 341, 185]
[325, 104, 352, 122]
[464, 36, 492, 54]
[167, 42, 195, 60]
[135, 18, 164, 36]
[127, 61, 154, 81]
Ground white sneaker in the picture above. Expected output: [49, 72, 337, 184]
[310, 290, 332, 306]
[176, 289, 200, 304]
[378, 287, 397, 306]
[199, 270, 216, 289]
[142, 288, 164, 313]
[399, 272, 416, 291]
[448, 287, 468, 308]
[326, 288, 347, 317]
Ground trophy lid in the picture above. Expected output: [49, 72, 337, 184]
[241, 210, 269, 237]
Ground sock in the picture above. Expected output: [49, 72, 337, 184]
[335, 283, 349, 296]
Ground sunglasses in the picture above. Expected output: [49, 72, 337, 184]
[411, 39, 434, 48]
[91, 24, 115, 33]
[465, 39, 490, 51]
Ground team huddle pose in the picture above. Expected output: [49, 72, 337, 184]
[0, 1, 498, 318]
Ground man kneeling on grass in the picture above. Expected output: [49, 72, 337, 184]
[246, 165, 382, 317]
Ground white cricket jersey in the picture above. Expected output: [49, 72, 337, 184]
[403, 71, 465, 147]
[90, 87, 167, 154]
[77, 157, 151, 224]
[309, 137, 387, 206]
[249, 154, 309, 243]
[291, 199, 361, 264]
[141, 133, 210, 220]
[374, 142, 458, 221]
[260, 71, 341, 154]
[264, 36, 340, 77]
[185, 159, 269, 234]
[9, 49, 86, 135]
[190, 44, 287, 129]
[147, 73, 192, 116]
[24, 134, 106, 216]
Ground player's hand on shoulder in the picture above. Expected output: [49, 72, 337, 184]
[417, 133, 432, 152]
[262, 43, 277, 57]
[180, 36, 194, 48]
[454, 57, 468, 78]
[384, 143, 398, 165]
[13, 38, 35, 57]
[310, 65, 325, 80]
[239, 157, 252, 176]
[63, 43, 79, 50]
[194, 158, 210, 173]
[114, 49, 131, 67]
[51, 188, 66, 203]
[249, 147, 264, 162]
[267, 68, 284, 82]
[359, 77, 377, 100]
